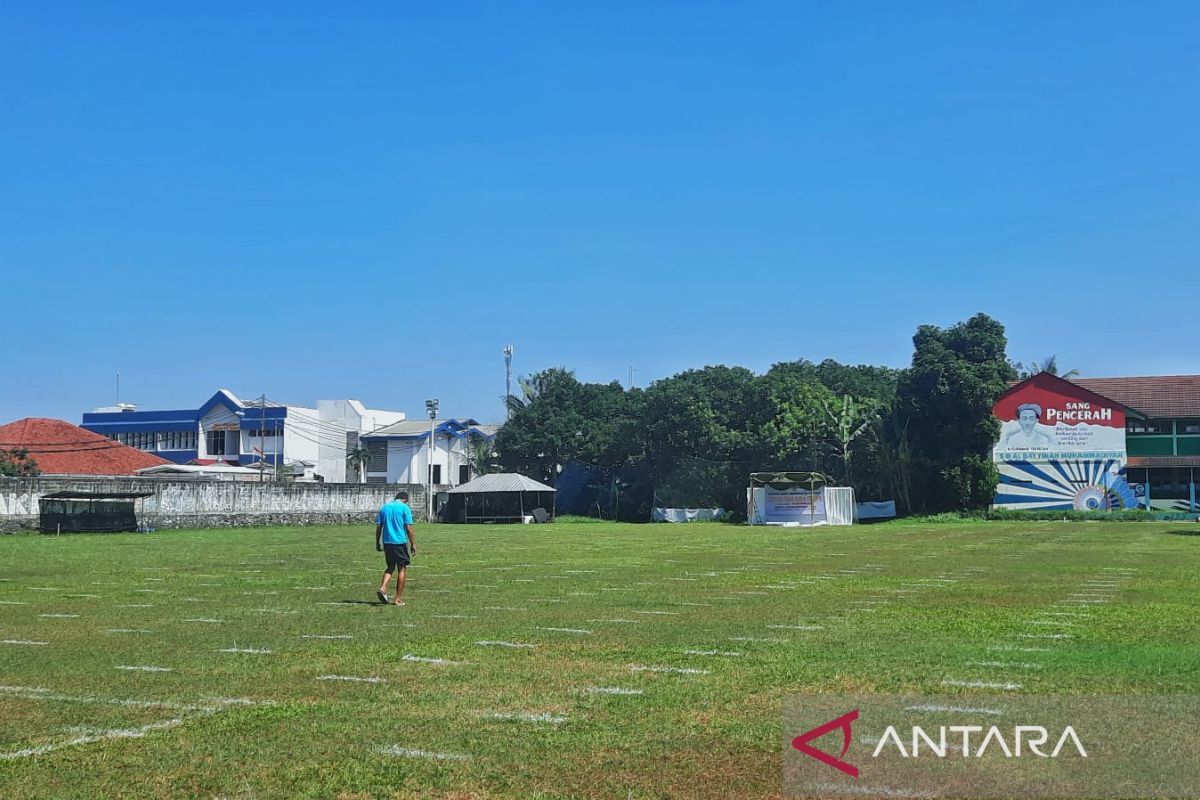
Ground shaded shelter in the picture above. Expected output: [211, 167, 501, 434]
[445, 473, 556, 523]
[38, 490, 154, 533]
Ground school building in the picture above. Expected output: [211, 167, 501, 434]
[992, 373, 1200, 513]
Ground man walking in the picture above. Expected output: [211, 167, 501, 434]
[376, 491, 416, 606]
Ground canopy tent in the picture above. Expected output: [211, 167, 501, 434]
[746, 471, 855, 526]
[38, 490, 154, 533]
[445, 473, 556, 524]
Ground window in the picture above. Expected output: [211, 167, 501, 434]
[206, 430, 227, 456]
[248, 428, 281, 438]
[160, 430, 197, 451]
[1180, 420, 1200, 435]
[1126, 420, 1170, 434]
[116, 431, 156, 450]
[459, 465, 470, 484]
[431, 465, 442, 484]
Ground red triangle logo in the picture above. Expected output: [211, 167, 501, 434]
[791, 708, 859, 778]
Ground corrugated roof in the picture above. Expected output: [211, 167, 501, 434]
[1127, 456, 1200, 468]
[0, 418, 171, 476]
[447, 473, 556, 493]
[1069, 376, 1200, 419]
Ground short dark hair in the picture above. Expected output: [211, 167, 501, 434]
[395, 491, 409, 501]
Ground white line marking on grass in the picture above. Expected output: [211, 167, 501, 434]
[588, 618, 639, 623]
[633, 610, 678, 616]
[905, 704, 1003, 716]
[217, 647, 272, 654]
[184, 618, 224, 623]
[676, 602, 712, 607]
[583, 686, 644, 695]
[2, 640, 48, 646]
[29, 587, 58, 591]
[143, 578, 165, 582]
[39, 613, 79, 619]
[0, 601, 29, 605]
[135, 589, 164, 593]
[106, 629, 152, 634]
[380, 745, 470, 761]
[484, 606, 528, 611]
[431, 614, 478, 620]
[0, 684, 248, 712]
[0, 717, 187, 760]
[630, 665, 710, 675]
[941, 680, 1022, 690]
[317, 675, 385, 684]
[536, 627, 592, 635]
[116, 604, 155, 608]
[766, 624, 823, 631]
[300, 634, 353, 640]
[115, 665, 172, 672]
[967, 661, 1041, 669]
[683, 649, 742, 657]
[402, 654, 472, 666]
[64, 594, 101, 598]
[475, 640, 536, 649]
[480, 711, 568, 724]
[729, 636, 787, 643]
[987, 646, 1052, 653]
[1018, 633, 1072, 639]
[1028, 619, 1074, 626]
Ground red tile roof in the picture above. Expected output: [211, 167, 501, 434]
[1069, 375, 1200, 419]
[0, 418, 171, 476]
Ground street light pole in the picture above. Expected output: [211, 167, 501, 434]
[425, 398, 439, 522]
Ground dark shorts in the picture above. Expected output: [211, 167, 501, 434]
[383, 543, 411, 571]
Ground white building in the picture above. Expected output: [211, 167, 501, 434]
[360, 418, 499, 487]
[82, 389, 406, 483]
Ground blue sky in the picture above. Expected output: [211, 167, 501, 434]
[2, 2, 1197, 424]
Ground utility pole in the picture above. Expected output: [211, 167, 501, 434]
[425, 398, 439, 521]
[503, 345, 514, 421]
[116, 372, 121, 406]
[260, 394, 267, 483]
[628, 365, 638, 390]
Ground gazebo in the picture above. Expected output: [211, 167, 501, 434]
[445, 473, 556, 524]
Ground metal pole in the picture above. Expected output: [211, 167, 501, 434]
[260, 394, 266, 483]
[429, 416, 434, 520]
[504, 346, 513, 422]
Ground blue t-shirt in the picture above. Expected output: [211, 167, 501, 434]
[376, 501, 413, 545]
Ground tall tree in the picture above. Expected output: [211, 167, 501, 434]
[345, 444, 371, 484]
[894, 314, 1016, 512]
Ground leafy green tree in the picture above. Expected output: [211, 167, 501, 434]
[467, 434, 499, 477]
[894, 313, 1015, 512]
[0, 448, 40, 476]
[496, 368, 641, 483]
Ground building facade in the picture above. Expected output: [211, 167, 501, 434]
[360, 418, 498, 487]
[992, 373, 1200, 512]
[81, 390, 405, 483]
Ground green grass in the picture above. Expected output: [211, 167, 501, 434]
[0, 520, 1197, 799]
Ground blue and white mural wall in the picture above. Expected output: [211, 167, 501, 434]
[992, 374, 1136, 511]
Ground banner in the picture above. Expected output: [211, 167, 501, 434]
[992, 375, 1126, 463]
[764, 487, 826, 525]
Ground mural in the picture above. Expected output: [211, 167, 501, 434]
[991, 374, 1136, 511]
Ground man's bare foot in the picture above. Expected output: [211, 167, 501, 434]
[393, 599, 405, 606]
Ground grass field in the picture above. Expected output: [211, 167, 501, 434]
[1, 519, 1197, 799]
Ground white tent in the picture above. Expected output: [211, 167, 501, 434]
[746, 471, 855, 526]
